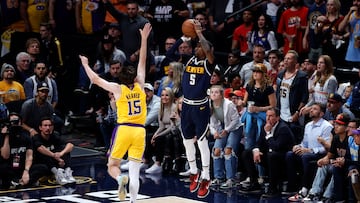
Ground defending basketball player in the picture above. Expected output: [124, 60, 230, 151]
[181, 20, 215, 198]
[79, 23, 152, 203]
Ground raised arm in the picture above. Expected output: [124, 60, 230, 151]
[136, 23, 152, 89]
[194, 20, 214, 64]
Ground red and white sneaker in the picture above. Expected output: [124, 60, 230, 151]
[189, 173, 200, 193]
[197, 179, 211, 198]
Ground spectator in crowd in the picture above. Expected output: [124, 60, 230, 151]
[75, 0, 105, 34]
[277, 0, 308, 56]
[23, 61, 58, 109]
[48, 0, 77, 35]
[145, 0, 189, 54]
[194, 12, 216, 46]
[223, 49, 242, 84]
[210, 68, 223, 86]
[25, 38, 43, 70]
[146, 87, 181, 174]
[0, 112, 45, 189]
[231, 10, 254, 58]
[20, 0, 49, 32]
[39, 23, 64, 75]
[242, 63, 276, 150]
[33, 117, 75, 185]
[277, 50, 309, 143]
[156, 36, 176, 78]
[264, 0, 282, 28]
[209, 85, 241, 189]
[267, 49, 282, 90]
[240, 108, 295, 198]
[106, 23, 122, 49]
[349, 69, 360, 118]
[240, 44, 271, 88]
[303, 113, 351, 202]
[0, 63, 25, 104]
[157, 62, 183, 98]
[302, 0, 326, 62]
[315, 0, 348, 67]
[323, 93, 355, 122]
[339, 0, 360, 68]
[300, 55, 338, 115]
[248, 13, 278, 56]
[181, 20, 214, 199]
[302, 58, 317, 97]
[348, 124, 360, 202]
[14, 52, 33, 84]
[21, 82, 62, 137]
[286, 103, 333, 201]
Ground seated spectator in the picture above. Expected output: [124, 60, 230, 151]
[0, 63, 26, 105]
[210, 68, 224, 86]
[14, 52, 33, 84]
[0, 112, 45, 189]
[239, 108, 295, 198]
[146, 87, 182, 174]
[32, 117, 75, 185]
[323, 93, 355, 123]
[286, 103, 333, 201]
[348, 126, 360, 202]
[157, 62, 183, 98]
[21, 82, 63, 137]
[209, 85, 241, 189]
[223, 49, 242, 84]
[303, 113, 351, 202]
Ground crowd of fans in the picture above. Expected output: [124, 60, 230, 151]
[1, 0, 360, 202]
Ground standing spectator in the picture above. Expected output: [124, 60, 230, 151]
[146, 0, 189, 54]
[286, 103, 333, 200]
[209, 85, 241, 189]
[208, 0, 240, 52]
[0, 63, 25, 104]
[231, 10, 254, 57]
[300, 55, 338, 115]
[302, 0, 326, 62]
[339, 0, 360, 68]
[25, 38, 43, 70]
[277, 0, 308, 56]
[223, 49, 242, 85]
[48, 0, 77, 35]
[277, 50, 309, 143]
[240, 108, 295, 198]
[20, 0, 49, 32]
[0, 112, 45, 189]
[156, 36, 176, 78]
[248, 13, 278, 56]
[348, 124, 360, 202]
[239, 44, 271, 88]
[267, 49, 282, 90]
[75, 0, 105, 34]
[194, 12, 216, 47]
[349, 69, 360, 118]
[33, 117, 75, 185]
[181, 20, 214, 198]
[23, 61, 58, 109]
[14, 52, 33, 84]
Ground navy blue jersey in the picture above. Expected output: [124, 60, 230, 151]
[182, 56, 212, 100]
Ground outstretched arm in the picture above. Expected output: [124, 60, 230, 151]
[136, 23, 152, 89]
[194, 20, 214, 64]
[79, 55, 120, 99]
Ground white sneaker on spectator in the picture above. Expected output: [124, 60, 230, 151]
[240, 177, 250, 186]
[55, 168, 68, 185]
[120, 162, 129, 171]
[65, 167, 76, 183]
[145, 164, 162, 174]
[179, 169, 191, 177]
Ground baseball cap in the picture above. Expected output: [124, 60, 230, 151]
[335, 113, 351, 125]
[37, 82, 49, 91]
[108, 22, 120, 29]
[328, 93, 344, 103]
[229, 90, 245, 98]
[144, 83, 154, 91]
[101, 35, 114, 44]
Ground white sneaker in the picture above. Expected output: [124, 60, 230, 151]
[55, 168, 68, 185]
[64, 167, 76, 183]
[179, 169, 191, 177]
[240, 177, 250, 186]
[145, 164, 162, 174]
[117, 175, 129, 200]
[120, 162, 129, 171]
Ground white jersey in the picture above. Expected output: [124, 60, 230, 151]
[280, 75, 295, 122]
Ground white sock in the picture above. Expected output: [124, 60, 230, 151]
[183, 138, 197, 174]
[198, 137, 210, 180]
[129, 160, 141, 203]
[51, 167, 58, 174]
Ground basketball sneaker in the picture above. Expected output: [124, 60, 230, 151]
[64, 167, 76, 184]
[189, 173, 200, 193]
[197, 179, 211, 198]
[118, 175, 129, 200]
[55, 168, 68, 185]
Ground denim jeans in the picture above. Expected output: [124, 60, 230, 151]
[309, 164, 334, 198]
[213, 127, 242, 179]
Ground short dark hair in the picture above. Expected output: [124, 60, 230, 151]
[268, 50, 283, 60]
[313, 102, 326, 113]
[119, 66, 136, 85]
[267, 107, 280, 117]
[39, 116, 54, 126]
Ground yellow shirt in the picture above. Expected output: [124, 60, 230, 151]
[116, 83, 146, 125]
[0, 80, 25, 103]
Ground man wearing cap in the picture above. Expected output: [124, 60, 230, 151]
[348, 125, 360, 202]
[20, 82, 56, 137]
[302, 113, 351, 202]
[324, 93, 355, 123]
[0, 63, 26, 104]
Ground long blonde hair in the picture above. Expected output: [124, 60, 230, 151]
[163, 62, 183, 94]
[248, 63, 270, 92]
[159, 87, 176, 122]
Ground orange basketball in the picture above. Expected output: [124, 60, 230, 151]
[182, 19, 197, 38]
